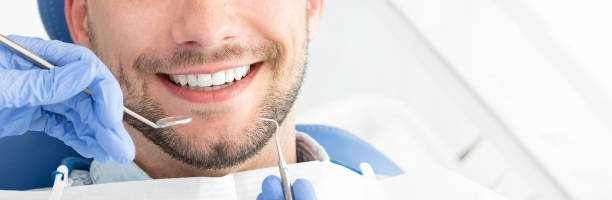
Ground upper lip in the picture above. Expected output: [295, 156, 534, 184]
[161, 61, 261, 75]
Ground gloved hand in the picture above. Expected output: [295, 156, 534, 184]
[0, 35, 134, 163]
[257, 175, 317, 200]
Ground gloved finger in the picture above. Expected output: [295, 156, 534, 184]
[41, 107, 108, 161]
[65, 136, 112, 163]
[45, 52, 127, 136]
[0, 46, 37, 70]
[256, 193, 265, 200]
[93, 124, 135, 164]
[0, 35, 44, 70]
[5, 35, 96, 67]
[59, 91, 135, 164]
[39, 109, 111, 162]
[262, 175, 285, 200]
[85, 61, 125, 130]
[0, 59, 98, 108]
[292, 179, 317, 200]
[83, 61, 135, 163]
[0, 35, 116, 108]
[43, 102, 133, 163]
[0, 106, 41, 136]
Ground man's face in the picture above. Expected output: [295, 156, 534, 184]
[84, 1, 313, 169]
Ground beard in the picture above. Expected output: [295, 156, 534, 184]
[88, 23, 308, 170]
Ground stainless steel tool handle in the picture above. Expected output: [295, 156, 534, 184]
[279, 164, 293, 200]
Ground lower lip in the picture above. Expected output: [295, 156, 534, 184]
[159, 63, 261, 104]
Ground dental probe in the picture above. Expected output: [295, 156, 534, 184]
[0, 34, 192, 129]
[260, 118, 293, 200]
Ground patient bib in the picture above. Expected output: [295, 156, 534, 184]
[0, 161, 505, 200]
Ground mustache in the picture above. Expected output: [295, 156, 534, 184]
[133, 41, 281, 73]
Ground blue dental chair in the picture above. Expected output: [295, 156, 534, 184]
[0, 0, 403, 190]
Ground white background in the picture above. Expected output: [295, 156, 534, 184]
[2, 1, 612, 199]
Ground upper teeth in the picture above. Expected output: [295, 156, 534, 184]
[170, 65, 250, 87]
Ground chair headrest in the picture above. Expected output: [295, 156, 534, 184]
[37, 0, 74, 43]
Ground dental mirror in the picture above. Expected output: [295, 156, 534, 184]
[122, 108, 192, 129]
[0, 34, 192, 129]
[155, 116, 193, 128]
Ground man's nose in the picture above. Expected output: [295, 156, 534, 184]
[171, 1, 239, 48]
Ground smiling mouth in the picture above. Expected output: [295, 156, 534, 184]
[162, 62, 260, 92]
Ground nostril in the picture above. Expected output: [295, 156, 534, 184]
[183, 41, 199, 47]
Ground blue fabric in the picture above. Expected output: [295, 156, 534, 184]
[0, 131, 81, 190]
[38, 0, 74, 43]
[296, 125, 404, 177]
[87, 159, 151, 184]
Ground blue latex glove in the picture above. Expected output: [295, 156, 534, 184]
[257, 175, 317, 200]
[0, 35, 134, 163]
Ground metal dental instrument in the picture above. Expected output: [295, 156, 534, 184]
[260, 118, 293, 200]
[0, 34, 192, 129]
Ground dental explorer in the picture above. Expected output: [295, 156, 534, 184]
[260, 118, 293, 200]
[0, 34, 192, 129]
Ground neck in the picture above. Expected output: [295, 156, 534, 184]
[125, 112, 297, 178]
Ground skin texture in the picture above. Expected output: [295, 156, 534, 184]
[65, 0, 324, 178]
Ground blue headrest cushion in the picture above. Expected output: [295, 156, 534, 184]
[38, 0, 74, 43]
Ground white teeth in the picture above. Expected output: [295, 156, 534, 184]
[242, 65, 248, 77]
[235, 67, 243, 80]
[211, 70, 225, 86]
[225, 68, 235, 83]
[197, 74, 212, 87]
[169, 64, 253, 88]
[177, 75, 188, 86]
[187, 74, 198, 86]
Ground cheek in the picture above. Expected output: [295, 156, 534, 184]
[235, 1, 308, 84]
[113, 63, 145, 102]
[92, 2, 174, 73]
[91, 2, 178, 100]
[239, 0, 307, 49]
